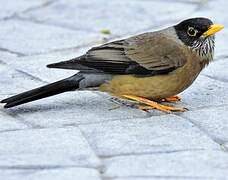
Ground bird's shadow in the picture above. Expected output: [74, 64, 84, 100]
[0, 92, 184, 117]
[1, 97, 108, 116]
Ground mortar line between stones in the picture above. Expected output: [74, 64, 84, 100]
[0, 47, 26, 57]
[98, 148, 212, 159]
[2, 102, 227, 131]
[132, 0, 204, 5]
[0, 6, 204, 59]
[182, 103, 228, 112]
[15, 69, 48, 84]
[20, 0, 57, 15]
[0, 35, 114, 58]
[16, 15, 96, 34]
[12, 0, 199, 35]
[1, 90, 228, 129]
[68, 102, 228, 126]
[202, 74, 228, 84]
[105, 175, 218, 180]
[77, 126, 106, 180]
[0, 111, 153, 134]
[0, 0, 56, 22]
[0, 109, 43, 129]
[214, 55, 228, 61]
[0, 165, 99, 171]
[1, 102, 227, 135]
[23, 42, 96, 57]
[174, 114, 225, 150]
[0, 61, 48, 88]
[0, 0, 202, 58]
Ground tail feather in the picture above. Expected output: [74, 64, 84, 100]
[47, 56, 86, 70]
[1, 74, 84, 108]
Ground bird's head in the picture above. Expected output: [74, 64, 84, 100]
[174, 17, 224, 61]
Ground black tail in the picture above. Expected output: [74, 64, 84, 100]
[1, 74, 84, 108]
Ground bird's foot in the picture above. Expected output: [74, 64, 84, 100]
[108, 104, 121, 111]
[122, 95, 186, 113]
[109, 96, 140, 110]
[137, 105, 155, 112]
[162, 95, 181, 102]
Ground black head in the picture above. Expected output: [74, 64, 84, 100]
[174, 17, 213, 47]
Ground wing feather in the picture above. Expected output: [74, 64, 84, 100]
[47, 30, 187, 75]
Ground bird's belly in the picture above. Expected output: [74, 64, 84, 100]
[99, 63, 201, 100]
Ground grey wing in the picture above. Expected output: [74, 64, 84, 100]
[47, 32, 187, 75]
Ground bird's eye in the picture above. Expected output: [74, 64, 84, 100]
[187, 27, 198, 37]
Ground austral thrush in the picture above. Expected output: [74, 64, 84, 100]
[1, 17, 224, 112]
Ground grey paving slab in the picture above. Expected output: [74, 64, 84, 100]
[0, 51, 18, 62]
[0, 0, 228, 179]
[0, 0, 45, 19]
[0, 19, 101, 55]
[202, 58, 228, 83]
[112, 178, 201, 180]
[3, 48, 85, 83]
[180, 105, 228, 143]
[0, 127, 101, 168]
[0, 111, 28, 132]
[224, 143, 228, 152]
[79, 115, 219, 157]
[20, 0, 198, 36]
[103, 150, 228, 179]
[179, 75, 228, 110]
[113, 178, 208, 180]
[1, 91, 147, 127]
[0, 168, 102, 180]
[191, 0, 228, 57]
[0, 64, 44, 95]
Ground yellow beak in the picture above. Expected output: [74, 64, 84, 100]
[203, 24, 224, 37]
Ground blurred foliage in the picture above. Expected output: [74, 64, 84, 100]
[100, 29, 111, 35]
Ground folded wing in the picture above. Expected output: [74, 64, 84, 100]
[47, 32, 187, 75]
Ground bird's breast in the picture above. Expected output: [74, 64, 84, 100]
[99, 53, 204, 100]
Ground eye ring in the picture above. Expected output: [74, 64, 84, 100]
[187, 27, 198, 37]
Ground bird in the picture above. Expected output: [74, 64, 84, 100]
[0, 17, 224, 112]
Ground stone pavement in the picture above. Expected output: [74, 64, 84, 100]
[0, 0, 228, 179]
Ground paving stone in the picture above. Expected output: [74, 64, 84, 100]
[1, 0, 228, 179]
[224, 143, 228, 152]
[180, 105, 228, 143]
[103, 150, 228, 179]
[112, 178, 196, 180]
[4, 48, 86, 83]
[192, 0, 228, 57]
[79, 115, 219, 157]
[202, 58, 228, 83]
[0, 127, 101, 168]
[0, 64, 44, 95]
[0, 19, 101, 55]
[20, 0, 198, 36]
[113, 178, 204, 180]
[0, 111, 28, 132]
[0, 168, 102, 180]
[2, 91, 147, 127]
[0, 50, 18, 62]
[179, 75, 228, 110]
[0, 0, 45, 19]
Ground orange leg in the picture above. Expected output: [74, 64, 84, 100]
[122, 95, 186, 113]
[162, 95, 181, 102]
